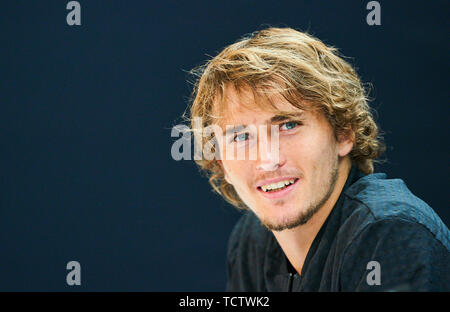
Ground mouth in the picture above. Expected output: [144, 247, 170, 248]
[256, 178, 299, 198]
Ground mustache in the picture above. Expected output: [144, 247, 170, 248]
[253, 170, 303, 185]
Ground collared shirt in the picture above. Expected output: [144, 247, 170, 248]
[226, 166, 450, 291]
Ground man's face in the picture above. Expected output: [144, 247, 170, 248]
[218, 86, 352, 231]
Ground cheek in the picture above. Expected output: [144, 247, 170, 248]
[281, 132, 338, 176]
[222, 161, 249, 187]
[282, 133, 331, 161]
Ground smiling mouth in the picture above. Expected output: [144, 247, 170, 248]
[257, 178, 299, 193]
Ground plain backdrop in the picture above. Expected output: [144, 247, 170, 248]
[0, 1, 449, 291]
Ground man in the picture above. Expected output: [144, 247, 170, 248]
[187, 27, 450, 291]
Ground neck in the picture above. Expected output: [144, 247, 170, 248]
[271, 157, 352, 275]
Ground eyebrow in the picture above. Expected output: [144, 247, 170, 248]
[224, 125, 246, 136]
[222, 112, 304, 136]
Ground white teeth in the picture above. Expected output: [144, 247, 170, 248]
[260, 179, 296, 192]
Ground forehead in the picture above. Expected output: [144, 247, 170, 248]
[215, 84, 306, 126]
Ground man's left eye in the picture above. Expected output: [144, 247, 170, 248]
[280, 121, 298, 131]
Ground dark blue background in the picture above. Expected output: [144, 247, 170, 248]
[0, 1, 448, 291]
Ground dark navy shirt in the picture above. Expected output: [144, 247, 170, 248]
[226, 166, 450, 291]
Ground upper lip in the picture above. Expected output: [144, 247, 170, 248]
[256, 176, 299, 188]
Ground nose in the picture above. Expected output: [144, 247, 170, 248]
[256, 152, 280, 171]
[256, 132, 284, 172]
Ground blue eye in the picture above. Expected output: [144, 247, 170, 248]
[234, 133, 249, 142]
[280, 121, 298, 131]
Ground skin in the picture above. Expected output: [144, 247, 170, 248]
[217, 84, 354, 274]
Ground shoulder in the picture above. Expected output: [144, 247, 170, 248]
[226, 210, 273, 291]
[336, 172, 450, 291]
[227, 210, 271, 261]
[338, 216, 450, 291]
[340, 172, 450, 250]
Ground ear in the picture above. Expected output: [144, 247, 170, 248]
[337, 130, 354, 157]
[217, 160, 232, 185]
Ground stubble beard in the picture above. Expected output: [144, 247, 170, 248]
[260, 159, 340, 232]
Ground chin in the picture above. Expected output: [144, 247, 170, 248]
[258, 205, 305, 231]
